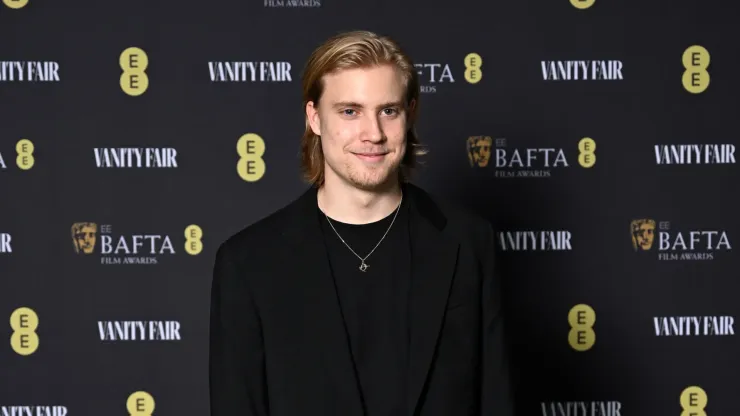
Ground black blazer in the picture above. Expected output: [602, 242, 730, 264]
[209, 183, 514, 416]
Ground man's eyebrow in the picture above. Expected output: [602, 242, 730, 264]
[331, 101, 405, 110]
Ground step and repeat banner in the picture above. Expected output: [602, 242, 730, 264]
[1, 0, 738, 414]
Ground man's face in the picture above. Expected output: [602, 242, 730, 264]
[306, 64, 413, 191]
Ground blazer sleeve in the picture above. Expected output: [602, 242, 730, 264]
[209, 241, 269, 416]
[480, 223, 515, 415]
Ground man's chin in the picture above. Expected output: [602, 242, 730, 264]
[349, 178, 388, 191]
[348, 172, 398, 191]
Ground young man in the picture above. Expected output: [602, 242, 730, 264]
[209, 30, 513, 416]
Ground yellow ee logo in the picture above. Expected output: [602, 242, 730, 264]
[120, 47, 150, 96]
[464, 53, 482, 84]
[578, 137, 596, 168]
[2, 0, 29, 9]
[10, 307, 39, 355]
[237, 133, 266, 182]
[16, 139, 35, 170]
[184, 224, 203, 255]
[568, 304, 595, 351]
[682, 45, 710, 94]
[570, 0, 595, 9]
[127, 391, 155, 416]
[680, 386, 707, 416]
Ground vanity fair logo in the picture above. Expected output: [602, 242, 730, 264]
[541, 60, 623, 81]
[208, 61, 292, 82]
[264, 0, 321, 6]
[94, 147, 178, 168]
[540, 401, 622, 415]
[654, 316, 735, 336]
[98, 320, 182, 341]
[498, 230, 573, 251]
[0, 61, 60, 82]
[0, 406, 68, 416]
[654, 144, 735, 164]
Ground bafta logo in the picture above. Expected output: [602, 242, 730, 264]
[71, 222, 97, 254]
[466, 136, 492, 167]
[631, 219, 655, 251]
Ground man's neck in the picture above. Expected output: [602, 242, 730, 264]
[317, 175, 403, 225]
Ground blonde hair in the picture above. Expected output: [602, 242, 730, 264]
[300, 30, 427, 186]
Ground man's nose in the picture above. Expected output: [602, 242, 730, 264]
[361, 115, 384, 142]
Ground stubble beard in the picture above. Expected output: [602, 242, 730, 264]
[341, 149, 406, 191]
[346, 162, 393, 190]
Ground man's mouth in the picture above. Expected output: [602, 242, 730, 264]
[353, 152, 388, 162]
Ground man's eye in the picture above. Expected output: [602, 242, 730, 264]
[343, 109, 356, 116]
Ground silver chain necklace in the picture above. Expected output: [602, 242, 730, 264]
[323, 194, 403, 272]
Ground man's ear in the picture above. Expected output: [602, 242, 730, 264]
[306, 101, 321, 136]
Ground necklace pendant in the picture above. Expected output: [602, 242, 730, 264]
[359, 262, 369, 272]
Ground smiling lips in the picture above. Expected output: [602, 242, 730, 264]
[353, 151, 388, 162]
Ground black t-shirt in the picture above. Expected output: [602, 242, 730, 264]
[318, 194, 412, 416]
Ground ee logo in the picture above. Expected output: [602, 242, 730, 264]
[2, 0, 29, 9]
[464, 53, 482, 84]
[16, 139, 35, 170]
[578, 137, 596, 168]
[680, 386, 707, 416]
[120, 47, 150, 96]
[184, 225, 203, 255]
[682, 45, 710, 94]
[10, 307, 39, 356]
[237, 133, 266, 182]
[127, 391, 155, 416]
[570, 0, 595, 9]
[568, 304, 595, 351]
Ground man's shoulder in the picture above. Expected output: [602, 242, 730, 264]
[411, 185, 496, 259]
[217, 195, 300, 256]
[411, 184, 493, 233]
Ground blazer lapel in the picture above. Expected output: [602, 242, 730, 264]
[405, 184, 460, 415]
[280, 186, 365, 415]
